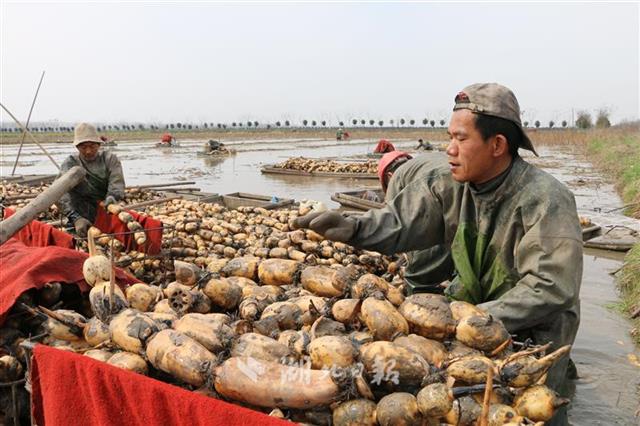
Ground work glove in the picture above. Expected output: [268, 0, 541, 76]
[104, 195, 117, 207]
[292, 211, 357, 242]
[74, 217, 92, 238]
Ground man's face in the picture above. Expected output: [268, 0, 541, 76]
[446, 110, 498, 184]
[76, 142, 100, 161]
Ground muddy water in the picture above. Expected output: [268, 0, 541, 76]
[2, 139, 640, 423]
[0, 137, 418, 206]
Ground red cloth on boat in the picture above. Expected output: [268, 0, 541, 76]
[0, 216, 139, 325]
[3, 208, 74, 248]
[31, 345, 292, 426]
[93, 205, 163, 254]
[161, 133, 173, 143]
[374, 139, 395, 153]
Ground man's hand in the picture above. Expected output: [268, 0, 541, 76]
[104, 195, 117, 207]
[74, 217, 92, 238]
[292, 211, 356, 242]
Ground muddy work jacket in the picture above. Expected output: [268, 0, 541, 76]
[385, 153, 453, 293]
[57, 151, 125, 223]
[349, 156, 583, 393]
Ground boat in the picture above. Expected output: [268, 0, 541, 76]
[261, 165, 378, 180]
[0, 174, 57, 185]
[196, 148, 236, 157]
[331, 189, 384, 211]
[583, 226, 638, 252]
[154, 142, 181, 148]
[366, 152, 384, 159]
[157, 189, 294, 210]
[219, 192, 295, 210]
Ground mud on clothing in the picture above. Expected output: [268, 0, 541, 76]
[57, 150, 125, 223]
[385, 153, 453, 293]
[349, 156, 583, 400]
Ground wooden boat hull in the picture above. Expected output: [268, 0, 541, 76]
[261, 166, 378, 180]
[331, 189, 384, 211]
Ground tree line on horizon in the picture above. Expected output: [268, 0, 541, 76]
[0, 110, 612, 133]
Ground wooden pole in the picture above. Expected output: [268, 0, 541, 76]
[11, 71, 46, 176]
[0, 166, 85, 245]
[0, 102, 60, 170]
[478, 367, 494, 426]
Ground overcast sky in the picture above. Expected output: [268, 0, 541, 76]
[1, 1, 638, 126]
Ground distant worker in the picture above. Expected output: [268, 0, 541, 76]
[57, 123, 125, 238]
[160, 133, 176, 146]
[205, 139, 226, 154]
[99, 135, 116, 147]
[378, 150, 453, 293]
[377, 150, 412, 192]
[336, 128, 345, 141]
[374, 139, 395, 154]
[416, 138, 434, 150]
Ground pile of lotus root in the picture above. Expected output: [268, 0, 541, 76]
[275, 157, 377, 174]
[0, 180, 162, 223]
[1, 202, 571, 426]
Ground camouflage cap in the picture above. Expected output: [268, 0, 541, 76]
[453, 83, 537, 156]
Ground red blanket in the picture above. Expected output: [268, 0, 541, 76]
[31, 345, 292, 426]
[94, 205, 163, 255]
[3, 209, 74, 248]
[0, 239, 139, 325]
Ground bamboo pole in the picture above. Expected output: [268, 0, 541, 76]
[0, 102, 60, 170]
[0, 166, 85, 244]
[11, 71, 46, 176]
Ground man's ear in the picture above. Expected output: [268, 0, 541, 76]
[493, 134, 509, 157]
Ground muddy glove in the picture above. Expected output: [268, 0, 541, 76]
[74, 217, 92, 238]
[292, 211, 356, 242]
[104, 195, 117, 207]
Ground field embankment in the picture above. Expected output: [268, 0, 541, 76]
[532, 124, 640, 344]
[586, 125, 640, 344]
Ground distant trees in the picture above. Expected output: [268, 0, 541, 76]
[548, 121, 555, 128]
[339, 121, 344, 126]
[360, 119, 366, 125]
[523, 121, 529, 127]
[352, 119, 358, 126]
[400, 118, 405, 126]
[409, 119, 415, 126]
[369, 119, 375, 126]
[561, 120, 567, 128]
[430, 120, 435, 127]
[321, 120, 326, 127]
[378, 120, 384, 126]
[311, 120, 317, 127]
[595, 109, 611, 128]
[439, 119, 445, 127]
[285, 120, 290, 127]
[534, 120, 540, 129]
[575, 111, 593, 129]
[423, 118, 428, 126]
[302, 120, 308, 127]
